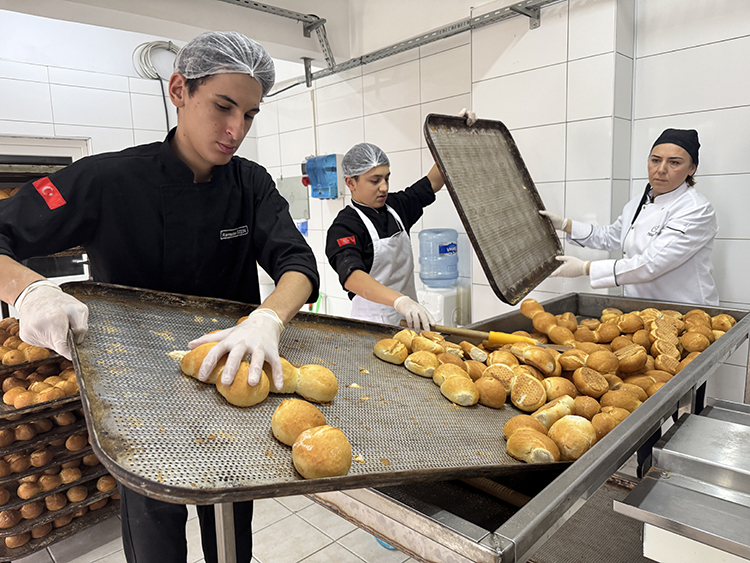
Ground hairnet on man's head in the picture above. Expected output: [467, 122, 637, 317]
[173, 31, 275, 97]
[342, 143, 390, 177]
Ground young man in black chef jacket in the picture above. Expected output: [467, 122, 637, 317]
[0, 31, 319, 563]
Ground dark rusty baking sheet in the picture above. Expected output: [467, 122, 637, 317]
[63, 282, 567, 505]
[424, 114, 562, 305]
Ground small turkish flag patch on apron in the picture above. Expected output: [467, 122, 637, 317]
[33, 177, 66, 210]
[337, 236, 356, 247]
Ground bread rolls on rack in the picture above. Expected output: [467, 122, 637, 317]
[269, 357, 299, 394]
[506, 428, 560, 463]
[216, 363, 270, 407]
[474, 376, 507, 408]
[503, 414, 548, 439]
[547, 415, 597, 461]
[403, 351, 439, 378]
[272, 399, 326, 446]
[393, 329, 418, 352]
[440, 376, 479, 406]
[292, 425, 352, 479]
[296, 365, 338, 403]
[180, 342, 225, 384]
[373, 339, 409, 365]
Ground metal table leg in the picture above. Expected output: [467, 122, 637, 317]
[215, 503, 237, 563]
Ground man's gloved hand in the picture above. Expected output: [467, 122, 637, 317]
[539, 210, 570, 232]
[15, 281, 89, 360]
[394, 295, 435, 332]
[458, 108, 478, 126]
[550, 256, 590, 278]
[188, 308, 284, 388]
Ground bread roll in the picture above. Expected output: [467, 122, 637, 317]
[0, 487, 8, 506]
[572, 367, 608, 398]
[45, 492, 67, 511]
[2, 377, 26, 394]
[677, 353, 700, 372]
[548, 325, 575, 346]
[712, 313, 736, 332]
[532, 312, 557, 334]
[603, 373, 624, 389]
[617, 313, 643, 333]
[66, 485, 88, 503]
[632, 329, 652, 349]
[654, 354, 680, 375]
[65, 432, 88, 451]
[82, 453, 100, 466]
[464, 360, 487, 381]
[574, 395, 601, 421]
[268, 357, 299, 394]
[52, 411, 77, 426]
[532, 395, 575, 430]
[14, 423, 37, 442]
[181, 342, 224, 384]
[13, 390, 38, 409]
[410, 336, 444, 354]
[31, 418, 54, 433]
[403, 351, 439, 377]
[292, 425, 352, 479]
[510, 374, 547, 412]
[432, 363, 470, 386]
[506, 428, 560, 463]
[591, 412, 618, 441]
[296, 365, 338, 403]
[522, 346, 556, 375]
[614, 344, 648, 373]
[601, 308, 623, 322]
[20, 502, 45, 522]
[574, 342, 606, 354]
[586, 350, 619, 373]
[514, 364, 543, 382]
[272, 399, 327, 446]
[601, 406, 630, 424]
[373, 339, 408, 365]
[612, 382, 648, 402]
[555, 312, 578, 332]
[97, 475, 117, 493]
[0, 509, 21, 529]
[459, 341, 488, 363]
[440, 377, 479, 406]
[393, 328, 417, 352]
[0, 460, 11, 479]
[53, 513, 75, 526]
[503, 414, 548, 439]
[30, 448, 53, 468]
[59, 467, 82, 485]
[574, 326, 597, 343]
[486, 350, 519, 367]
[651, 340, 681, 360]
[547, 415, 597, 461]
[4, 532, 30, 548]
[542, 377, 578, 402]
[7, 453, 31, 473]
[475, 376, 507, 408]
[680, 331, 710, 354]
[645, 370, 674, 383]
[31, 522, 53, 539]
[520, 299, 545, 319]
[558, 349, 589, 371]
[72, 505, 89, 518]
[594, 322, 620, 343]
[16, 481, 41, 500]
[216, 363, 270, 407]
[646, 381, 666, 397]
[623, 375, 657, 391]
[40, 473, 64, 490]
[600, 390, 642, 413]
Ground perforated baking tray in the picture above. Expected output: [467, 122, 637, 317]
[65, 282, 566, 505]
[424, 114, 562, 304]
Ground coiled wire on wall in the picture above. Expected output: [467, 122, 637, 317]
[132, 41, 180, 131]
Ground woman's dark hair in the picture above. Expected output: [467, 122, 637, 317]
[686, 174, 696, 187]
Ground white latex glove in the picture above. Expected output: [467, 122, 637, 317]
[550, 256, 590, 278]
[188, 308, 284, 388]
[394, 295, 435, 332]
[458, 108, 478, 126]
[15, 280, 89, 360]
[539, 210, 570, 231]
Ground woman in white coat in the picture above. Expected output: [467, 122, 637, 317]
[542, 128, 718, 306]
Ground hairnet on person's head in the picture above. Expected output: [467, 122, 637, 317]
[173, 31, 275, 97]
[341, 143, 390, 177]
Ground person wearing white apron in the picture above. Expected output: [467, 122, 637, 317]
[541, 128, 718, 306]
[325, 130, 473, 331]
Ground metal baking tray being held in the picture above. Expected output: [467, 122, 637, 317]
[424, 114, 562, 304]
[66, 282, 566, 505]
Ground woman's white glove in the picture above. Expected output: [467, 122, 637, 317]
[188, 308, 284, 388]
[458, 108, 478, 126]
[550, 256, 590, 278]
[539, 210, 570, 231]
[394, 296, 435, 332]
[15, 281, 89, 360]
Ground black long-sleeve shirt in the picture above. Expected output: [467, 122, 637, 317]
[0, 129, 319, 305]
[325, 177, 435, 299]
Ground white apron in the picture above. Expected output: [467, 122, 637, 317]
[350, 203, 418, 325]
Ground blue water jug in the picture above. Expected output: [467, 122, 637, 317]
[419, 228, 459, 288]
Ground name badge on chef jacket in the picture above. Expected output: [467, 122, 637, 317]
[647, 225, 661, 237]
[220, 225, 249, 240]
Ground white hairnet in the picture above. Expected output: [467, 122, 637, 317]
[173, 31, 275, 97]
[342, 143, 390, 177]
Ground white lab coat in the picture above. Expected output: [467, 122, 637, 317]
[568, 182, 719, 306]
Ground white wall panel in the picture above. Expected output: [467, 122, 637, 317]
[565, 179, 614, 228]
[420, 44, 471, 104]
[315, 77, 364, 126]
[695, 175, 750, 240]
[277, 91, 314, 133]
[53, 125, 134, 154]
[48, 67, 128, 91]
[0, 78, 53, 123]
[0, 120, 55, 137]
[421, 189, 465, 234]
[278, 128, 314, 167]
[256, 135, 281, 169]
[51, 84, 132, 128]
[254, 101, 279, 138]
[386, 149, 422, 193]
[711, 240, 750, 304]
[566, 118, 613, 181]
[364, 106, 421, 154]
[362, 60, 421, 115]
[315, 118, 365, 157]
[568, 0, 616, 60]
[0, 60, 47, 82]
[567, 53, 615, 122]
[130, 93, 169, 131]
[510, 124, 566, 184]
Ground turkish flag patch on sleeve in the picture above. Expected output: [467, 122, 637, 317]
[32, 177, 67, 210]
[337, 236, 356, 247]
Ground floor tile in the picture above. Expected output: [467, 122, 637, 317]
[186, 512, 205, 563]
[48, 516, 123, 563]
[252, 498, 293, 531]
[276, 494, 314, 513]
[337, 528, 410, 563]
[91, 549, 128, 563]
[298, 542, 366, 562]
[252, 513, 333, 563]
[297, 502, 357, 540]
[187, 504, 198, 520]
[14, 549, 54, 563]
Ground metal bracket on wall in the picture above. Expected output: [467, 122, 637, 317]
[510, 4, 541, 29]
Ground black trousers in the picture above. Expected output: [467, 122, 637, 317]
[120, 485, 253, 563]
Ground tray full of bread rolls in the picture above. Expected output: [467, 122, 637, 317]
[62, 282, 571, 506]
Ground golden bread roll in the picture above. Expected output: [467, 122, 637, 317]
[292, 425, 352, 479]
[522, 346, 555, 375]
[410, 335, 444, 354]
[547, 415, 597, 461]
[52, 411, 77, 426]
[459, 341, 488, 363]
[600, 406, 630, 424]
[295, 365, 338, 404]
[16, 482, 41, 500]
[555, 312, 578, 332]
[20, 500, 44, 519]
[373, 339, 409, 365]
[465, 360, 487, 381]
[506, 428, 560, 463]
[644, 370, 674, 383]
[66, 485, 88, 503]
[0, 460, 12, 479]
[614, 344, 648, 373]
[486, 350, 519, 367]
[65, 432, 88, 451]
[503, 414, 548, 439]
[650, 340, 681, 360]
[649, 327, 680, 347]
[680, 331, 710, 353]
[53, 513, 75, 527]
[272, 399, 327, 446]
[7, 453, 31, 474]
[520, 299, 545, 319]
[609, 335, 633, 351]
[574, 341, 605, 354]
[474, 376, 507, 408]
[181, 342, 224, 384]
[548, 325, 575, 346]
[4, 532, 30, 548]
[603, 373, 624, 389]
[31, 522, 53, 539]
[61, 458, 82, 469]
[600, 390, 642, 413]
[432, 363, 470, 386]
[612, 382, 648, 402]
[55, 379, 79, 396]
[646, 381, 666, 397]
[268, 357, 299, 394]
[677, 353, 700, 372]
[0, 487, 8, 506]
[531, 312, 557, 334]
[96, 475, 117, 492]
[31, 418, 54, 434]
[28, 381, 51, 394]
[632, 329, 652, 349]
[393, 328, 418, 352]
[59, 468, 81, 485]
[14, 424, 37, 442]
[0, 509, 21, 529]
[514, 364, 543, 382]
[440, 376, 479, 406]
[574, 395, 601, 421]
[45, 492, 67, 511]
[2, 377, 26, 394]
[572, 367, 608, 398]
[713, 330, 726, 341]
[403, 351, 439, 377]
[72, 505, 89, 518]
[532, 395, 575, 430]
[654, 354, 680, 375]
[586, 350, 619, 373]
[13, 390, 38, 409]
[88, 498, 109, 511]
[0, 429, 13, 448]
[558, 349, 589, 371]
[542, 377, 578, 402]
[617, 313, 643, 334]
[482, 364, 517, 394]
[40, 473, 64, 490]
[216, 363, 270, 407]
[591, 412, 618, 441]
[623, 375, 657, 391]
[573, 326, 597, 343]
[442, 341, 465, 358]
[712, 313, 736, 332]
[82, 453, 101, 466]
[420, 330, 445, 344]
[30, 448, 53, 467]
[601, 308, 624, 322]
[436, 353, 467, 372]
[510, 374, 547, 412]
[594, 322, 620, 343]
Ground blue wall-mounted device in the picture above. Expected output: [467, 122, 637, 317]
[305, 154, 344, 200]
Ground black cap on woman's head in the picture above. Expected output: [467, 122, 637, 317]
[652, 128, 700, 165]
